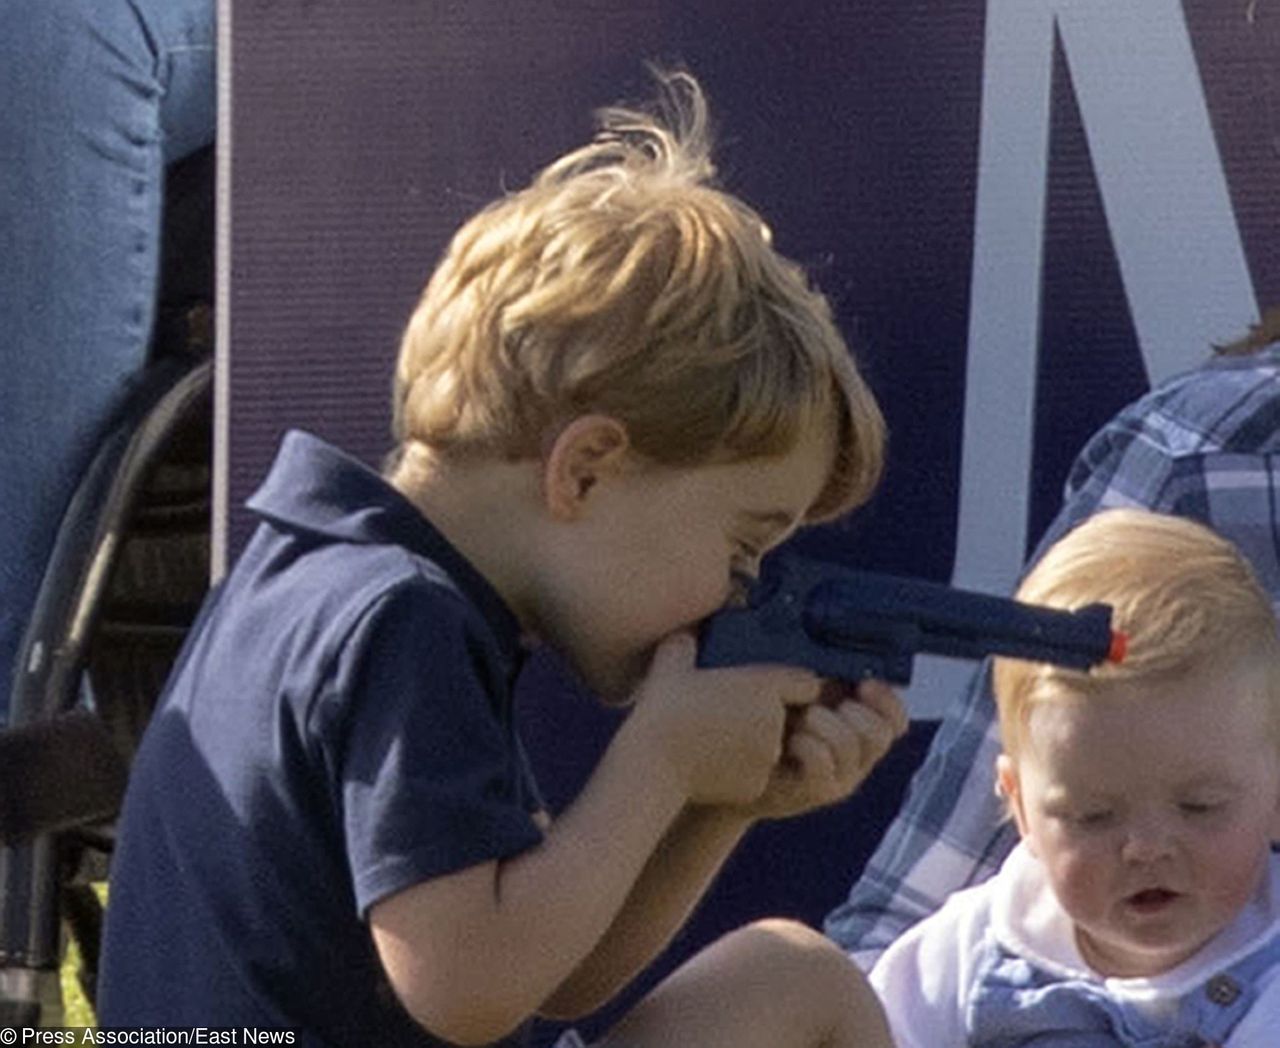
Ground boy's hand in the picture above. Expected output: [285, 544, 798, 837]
[625, 633, 823, 808]
[728, 678, 908, 822]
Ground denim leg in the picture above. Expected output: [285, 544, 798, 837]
[0, 0, 215, 719]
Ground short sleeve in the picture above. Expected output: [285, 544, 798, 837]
[323, 581, 544, 916]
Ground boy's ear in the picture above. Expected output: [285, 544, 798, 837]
[542, 415, 631, 519]
[996, 754, 1035, 853]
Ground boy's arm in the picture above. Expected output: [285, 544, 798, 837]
[541, 678, 906, 1017]
[368, 635, 818, 1046]
[370, 716, 688, 1044]
[536, 803, 751, 1018]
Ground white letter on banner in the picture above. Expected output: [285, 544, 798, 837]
[913, 0, 1256, 717]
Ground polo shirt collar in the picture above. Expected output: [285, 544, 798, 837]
[247, 430, 522, 658]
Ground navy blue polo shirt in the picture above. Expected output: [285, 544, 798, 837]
[99, 431, 545, 1046]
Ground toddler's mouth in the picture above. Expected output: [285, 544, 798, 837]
[1125, 888, 1180, 912]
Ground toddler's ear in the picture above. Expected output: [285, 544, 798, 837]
[542, 414, 630, 519]
[996, 754, 1034, 851]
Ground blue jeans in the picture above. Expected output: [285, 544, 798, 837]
[0, 0, 215, 719]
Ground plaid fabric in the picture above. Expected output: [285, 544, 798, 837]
[825, 346, 1280, 970]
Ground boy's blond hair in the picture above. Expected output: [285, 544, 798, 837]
[392, 71, 884, 522]
[994, 508, 1280, 754]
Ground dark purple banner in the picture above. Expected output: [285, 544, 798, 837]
[223, 2, 1280, 1035]
[223, 2, 1280, 713]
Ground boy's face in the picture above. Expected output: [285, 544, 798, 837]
[998, 662, 1280, 978]
[534, 419, 834, 703]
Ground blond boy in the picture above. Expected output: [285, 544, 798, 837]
[99, 73, 903, 1046]
[871, 508, 1280, 1046]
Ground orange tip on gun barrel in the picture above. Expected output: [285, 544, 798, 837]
[1107, 631, 1128, 664]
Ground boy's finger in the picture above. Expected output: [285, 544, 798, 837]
[793, 705, 871, 787]
[792, 703, 847, 747]
[778, 670, 823, 707]
[785, 729, 839, 786]
[854, 679, 909, 737]
[734, 663, 822, 706]
[833, 700, 899, 766]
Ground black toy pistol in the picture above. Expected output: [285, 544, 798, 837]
[697, 555, 1126, 686]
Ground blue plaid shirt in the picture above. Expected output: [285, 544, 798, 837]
[825, 345, 1280, 970]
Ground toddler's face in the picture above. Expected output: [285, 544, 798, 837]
[537, 420, 834, 703]
[1001, 663, 1280, 978]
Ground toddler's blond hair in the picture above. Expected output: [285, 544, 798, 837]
[392, 71, 883, 521]
[994, 508, 1280, 754]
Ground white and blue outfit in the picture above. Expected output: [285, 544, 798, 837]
[0, 0, 215, 718]
[827, 347, 1280, 969]
[870, 843, 1280, 1047]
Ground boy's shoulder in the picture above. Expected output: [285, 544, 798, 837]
[190, 430, 523, 702]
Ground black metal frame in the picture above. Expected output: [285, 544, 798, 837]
[0, 354, 213, 1025]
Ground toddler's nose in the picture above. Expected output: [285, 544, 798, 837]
[1120, 815, 1176, 864]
